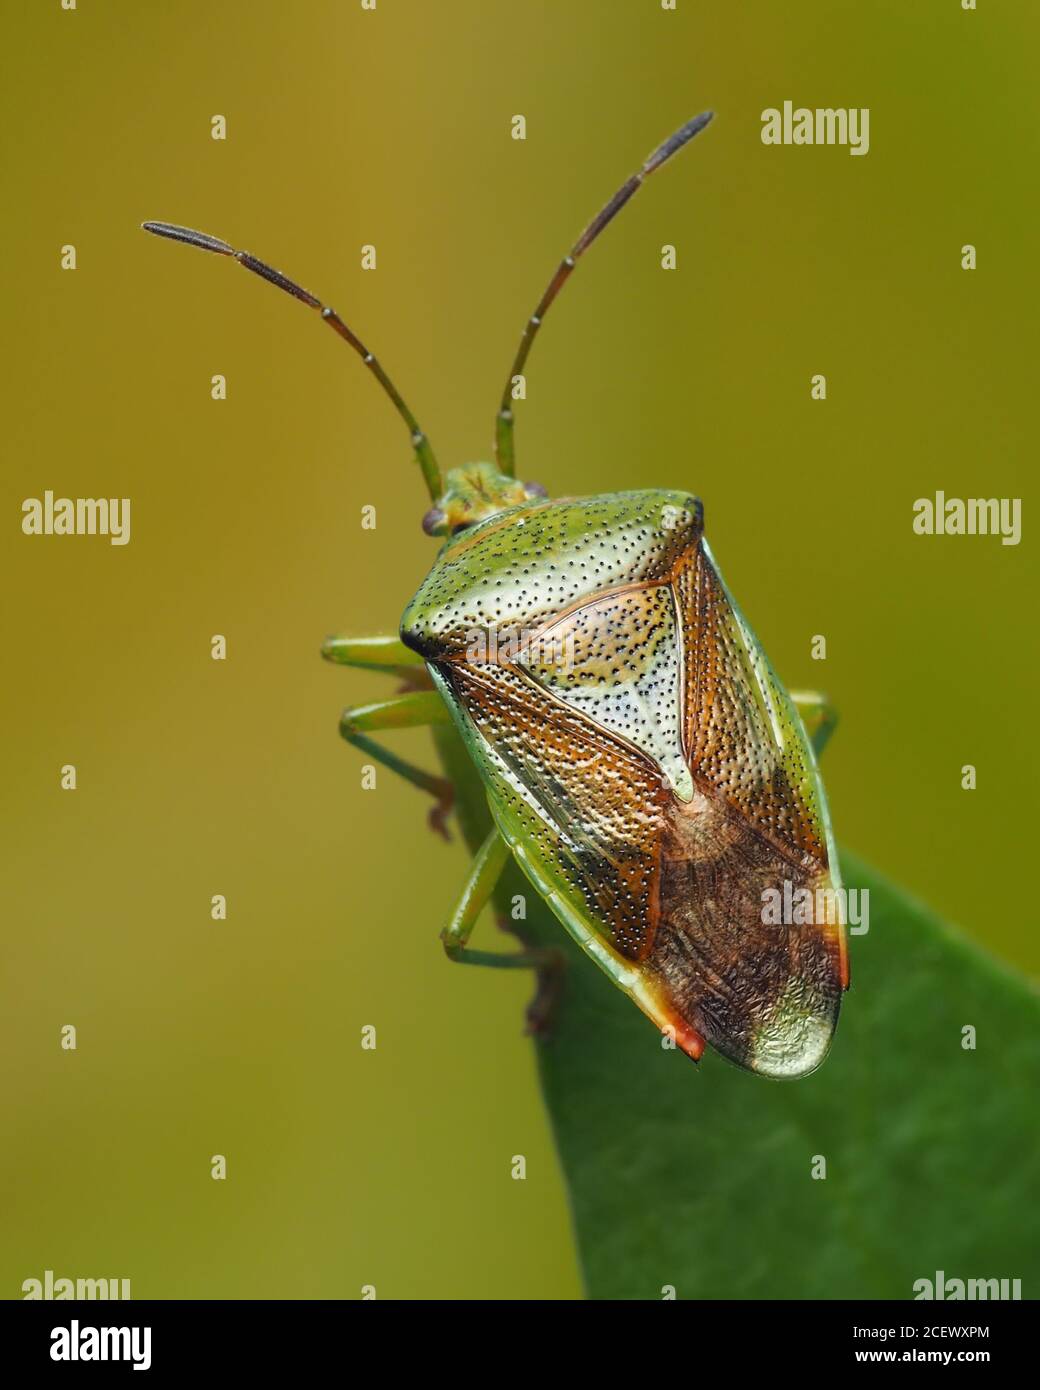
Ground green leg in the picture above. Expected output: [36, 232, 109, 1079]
[339, 691, 455, 839]
[322, 633, 431, 690]
[442, 829, 565, 1034]
[790, 689, 839, 758]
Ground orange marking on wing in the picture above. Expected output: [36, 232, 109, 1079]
[837, 921, 851, 991]
[667, 1017, 706, 1062]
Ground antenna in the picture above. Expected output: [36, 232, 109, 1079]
[493, 111, 714, 477]
[141, 221, 443, 502]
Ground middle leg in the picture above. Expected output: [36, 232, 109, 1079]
[441, 828, 565, 1034]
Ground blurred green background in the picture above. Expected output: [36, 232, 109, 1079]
[2, 1, 1035, 1299]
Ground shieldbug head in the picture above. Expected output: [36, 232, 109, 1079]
[143, 111, 849, 1079]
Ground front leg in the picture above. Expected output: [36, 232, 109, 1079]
[322, 632, 431, 691]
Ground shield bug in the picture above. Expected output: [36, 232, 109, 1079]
[143, 111, 848, 1078]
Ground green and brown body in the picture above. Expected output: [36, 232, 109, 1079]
[402, 488, 848, 1078]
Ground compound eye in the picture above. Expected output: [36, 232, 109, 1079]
[523, 481, 548, 499]
[422, 507, 447, 536]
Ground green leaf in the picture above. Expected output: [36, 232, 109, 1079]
[522, 850, 1040, 1300]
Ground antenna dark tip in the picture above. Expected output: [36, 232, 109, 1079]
[140, 219, 443, 501]
[643, 111, 715, 176]
[141, 222, 235, 256]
